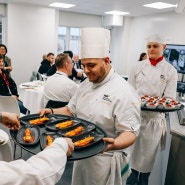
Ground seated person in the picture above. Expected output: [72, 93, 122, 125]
[73, 54, 82, 70]
[0, 44, 12, 76]
[38, 52, 55, 74]
[47, 51, 86, 82]
[43, 53, 78, 107]
[0, 54, 30, 115]
[0, 111, 74, 185]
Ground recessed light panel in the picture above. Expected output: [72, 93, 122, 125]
[49, 2, 75, 8]
[143, 2, 177, 9]
[105, 11, 129, 15]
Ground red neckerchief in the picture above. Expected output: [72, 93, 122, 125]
[149, 56, 164, 66]
[0, 72, 10, 86]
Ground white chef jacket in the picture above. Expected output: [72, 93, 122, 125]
[0, 138, 68, 185]
[68, 67, 141, 185]
[43, 71, 78, 107]
[128, 58, 178, 172]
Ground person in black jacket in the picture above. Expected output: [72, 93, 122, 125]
[38, 53, 55, 74]
[0, 54, 29, 114]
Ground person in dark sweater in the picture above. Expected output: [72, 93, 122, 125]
[38, 53, 55, 74]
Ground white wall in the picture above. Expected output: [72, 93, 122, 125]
[123, 12, 185, 76]
[59, 11, 102, 27]
[7, 3, 58, 85]
[4, 4, 185, 85]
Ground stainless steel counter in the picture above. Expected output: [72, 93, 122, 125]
[165, 111, 185, 185]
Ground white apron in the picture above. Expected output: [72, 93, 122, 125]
[130, 111, 166, 172]
[71, 151, 130, 185]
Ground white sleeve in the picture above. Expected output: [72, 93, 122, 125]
[0, 138, 68, 185]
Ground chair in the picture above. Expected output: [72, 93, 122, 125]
[45, 100, 68, 108]
[0, 95, 21, 159]
[30, 71, 43, 81]
[0, 95, 20, 115]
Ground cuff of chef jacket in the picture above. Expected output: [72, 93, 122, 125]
[52, 138, 68, 153]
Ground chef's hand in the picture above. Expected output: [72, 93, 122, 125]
[39, 108, 52, 117]
[1, 112, 20, 130]
[64, 138, 74, 156]
[102, 137, 116, 152]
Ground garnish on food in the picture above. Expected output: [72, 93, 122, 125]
[23, 128, 34, 143]
[55, 120, 73, 129]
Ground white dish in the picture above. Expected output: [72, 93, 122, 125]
[0, 130, 9, 146]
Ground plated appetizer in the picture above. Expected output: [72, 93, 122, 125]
[65, 126, 84, 137]
[29, 116, 49, 125]
[74, 136, 95, 147]
[23, 128, 34, 143]
[55, 120, 74, 129]
[46, 135, 53, 146]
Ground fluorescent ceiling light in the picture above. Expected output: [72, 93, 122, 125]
[104, 11, 129, 15]
[143, 2, 177, 9]
[49, 2, 75, 8]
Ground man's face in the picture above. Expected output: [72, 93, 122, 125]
[47, 55, 55, 64]
[147, 42, 166, 60]
[82, 58, 109, 83]
[73, 55, 79, 63]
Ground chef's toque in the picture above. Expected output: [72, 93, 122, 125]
[146, 34, 166, 45]
[81, 27, 110, 59]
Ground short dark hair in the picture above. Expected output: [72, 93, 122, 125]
[63, 50, 73, 59]
[47, 52, 54, 57]
[55, 53, 70, 68]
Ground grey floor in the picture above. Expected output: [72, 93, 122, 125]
[0, 124, 73, 185]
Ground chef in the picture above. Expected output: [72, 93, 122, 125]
[127, 34, 178, 185]
[39, 27, 141, 185]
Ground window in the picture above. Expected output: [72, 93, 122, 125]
[58, 26, 81, 57]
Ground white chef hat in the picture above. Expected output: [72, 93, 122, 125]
[146, 34, 166, 44]
[81, 27, 110, 59]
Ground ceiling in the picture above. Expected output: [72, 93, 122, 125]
[0, 0, 181, 17]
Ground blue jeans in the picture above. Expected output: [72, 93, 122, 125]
[18, 99, 29, 115]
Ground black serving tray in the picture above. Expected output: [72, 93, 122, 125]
[16, 125, 40, 146]
[10, 114, 108, 161]
[141, 104, 184, 112]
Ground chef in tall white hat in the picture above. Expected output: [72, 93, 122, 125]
[127, 34, 178, 185]
[80, 27, 111, 83]
[39, 27, 141, 185]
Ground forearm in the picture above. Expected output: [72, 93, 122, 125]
[50, 106, 73, 116]
[103, 131, 136, 152]
[115, 132, 136, 149]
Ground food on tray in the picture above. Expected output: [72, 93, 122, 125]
[29, 116, 49, 125]
[46, 135, 53, 146]
[146, 102, 157, 109]
[141, 95, 182, 110]
[56, 120, 73, 129]
[74, 136, 95, 147]
[65, 126, 84, 137]
[23, 128, 34, 143]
